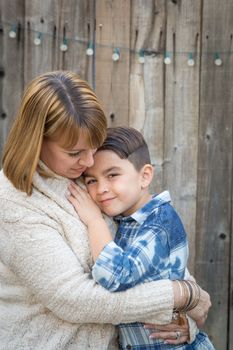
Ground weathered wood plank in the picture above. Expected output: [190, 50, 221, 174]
[0, 7, 4, 162]
[230, 199, 233, 349]
[195, 0, 233, 348]
[95, 0, 131, 126]
[129, 0, 166, 193]
[0, 2, 233, 348]
[53, 0, 95, 84]
[24, 0, 95, 86]
[0, 0, 25, 162]
[163, 0, 201, 273]
[23, 0, 57, 84]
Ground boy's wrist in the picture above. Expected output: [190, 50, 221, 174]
[86, 217, 106, 229]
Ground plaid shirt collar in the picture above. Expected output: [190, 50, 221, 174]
[114, 190, 171, 225]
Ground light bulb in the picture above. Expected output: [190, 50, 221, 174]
[187, 54, 195, 66]
[60, 39, 68, 52]
[164, 56, 171, 65]
[138, 50, 145, 64]
[214, 58, 222, 66]
[112, 48, 120, 61]
[86, 43, 94, 56]
[9, 27, 17, 38]
[34, 33, 42, 46]
[214, 53, 222, 66]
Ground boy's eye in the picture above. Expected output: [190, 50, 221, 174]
[85, 178, 96, 185]
[108, 173, 119, 178]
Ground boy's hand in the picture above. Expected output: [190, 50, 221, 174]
[67, 182, 102, 226]
[67, 182, 113, 261]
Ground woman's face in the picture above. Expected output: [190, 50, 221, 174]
[40, 132, 97, 179]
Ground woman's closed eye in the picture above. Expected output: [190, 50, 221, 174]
[68, 151, 81, 157]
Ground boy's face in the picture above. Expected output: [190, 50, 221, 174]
[83, 150, 152, 217]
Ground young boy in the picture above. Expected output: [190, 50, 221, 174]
[67, 127, 215, 350]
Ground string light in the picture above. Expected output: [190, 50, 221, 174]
[138, 49, 145, 64]
[34, 32, 42, 46]
[60, 37, 68, 52]
[187, 53, 195, 66]
[2, 21, 232, 64]
[164, 52, 171, 65]
[214, 52, 222, 66]
[9, 25, 17, 38]
[112, 48, 120, 61]
[86, 42, 94, 56]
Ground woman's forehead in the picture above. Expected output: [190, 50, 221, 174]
[56, 128, 92, 150]
[69, 133, 92, 150]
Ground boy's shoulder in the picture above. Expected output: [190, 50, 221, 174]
[144, 194, 187, 247]
[145, 191, 173, 218]
[143, 192, 184, 229]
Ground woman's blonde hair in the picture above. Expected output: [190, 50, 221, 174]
[2, 71, 107, 195]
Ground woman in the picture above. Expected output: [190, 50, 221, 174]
[0, 71, 210, 349]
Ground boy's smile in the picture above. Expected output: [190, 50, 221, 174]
[83, 150, 152, 217]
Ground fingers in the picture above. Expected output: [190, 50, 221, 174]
[147, 329, 189, 345]
[68, 182, 88, 201]
[144, 318, 189, 345]
[144, 320, 189, 332]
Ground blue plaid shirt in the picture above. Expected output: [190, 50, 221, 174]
[92, 192, 214, 350]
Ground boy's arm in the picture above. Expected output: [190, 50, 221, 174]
[67, 182, 113, 261]
[68, 183, 188, 294]
[91, 227, 172, 291]
[67, 183, 172, 292]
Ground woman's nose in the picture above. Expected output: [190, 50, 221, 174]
[79, 150, 95, 167]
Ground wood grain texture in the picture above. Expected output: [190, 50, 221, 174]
[163, 0, 201, 273]
[95, 0, 131, 126]
[0, 0, 25, 162]
[24, 0, 95, 85]
[0, 1, 232, 347]
[230, 200, 233, 350]
[129, 0, 166, 193]
[195, 0, 233, 348]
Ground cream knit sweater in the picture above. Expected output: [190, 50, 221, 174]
[0, 169, 175, 349]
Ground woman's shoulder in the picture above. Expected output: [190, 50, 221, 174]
[0, 170, 56, 221]
[0, 170, 28, 201]
[0, 170, 81, 228]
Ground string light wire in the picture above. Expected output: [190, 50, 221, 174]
[1, 20, 231, 65]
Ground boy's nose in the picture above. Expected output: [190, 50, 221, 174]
[97, 182, 109, 194]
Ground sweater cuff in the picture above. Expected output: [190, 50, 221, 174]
[119, 279, 173, 325]
[187, 316, 199, 343]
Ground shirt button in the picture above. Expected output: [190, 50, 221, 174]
[126, 345, 131, 350]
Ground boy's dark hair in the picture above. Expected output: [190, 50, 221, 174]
[98, 126, 151, 171]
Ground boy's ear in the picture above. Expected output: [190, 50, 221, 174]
[140, 164, 154, 189]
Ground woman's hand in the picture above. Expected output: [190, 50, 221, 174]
[173, 281, 211, 328]
[67, 182, 102, 226]
[187, 287, 211, 327]
[144, 314, 189, 345]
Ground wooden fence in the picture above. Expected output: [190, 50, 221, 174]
[0, 1, 232, 348]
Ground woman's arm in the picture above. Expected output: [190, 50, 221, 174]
[66, 183, 211, 327]
[1, 201, 210, 328]
[1, 208, 174, 325]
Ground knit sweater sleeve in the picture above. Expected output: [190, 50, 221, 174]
[0, 202, 173, 326]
